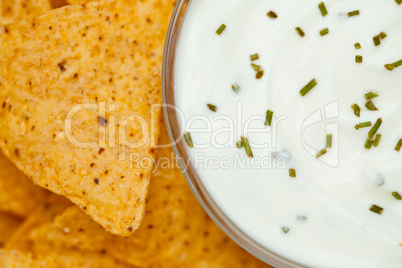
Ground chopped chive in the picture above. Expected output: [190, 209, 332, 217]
[282, 226, 290, 234]
[356, 55, 363, 63]
[184, 132, 194, 148]
[316, 148, 327, 158]
[379, 32, 387, 39]
[359, 122, 372, 128]
[365, 100, 378, 111]
[369, 204, 383, 215]
[395, 139, 402, 152]
[396, 0, 402, 5]
[216, 24, 226, 35]
[236, 141, 244, 148]
[384, 59, 402, 71]
[354, 124, 360, 130]
[320, 28, 329, 36]
[250, 53, 259, 61]
[295, 27, 305, 37]
[368, 118, 382, 139]
[373, 35, 381, 46]
[256, 70, 264, 79]
[231, 83, 240, 92]
[265, 110, 274, 126]
[392, 192, 402, 200]
[354, 43, 361, 49]
[289, 168, 296, 178]
[267, 11, 278, 19]
[365, 92, 379, 100]
[240, 136, 253, 158]
[348, 10, 360, 17]
[318, 2, 328, 17]
[351, 103, 361, 117]
[326, 134, 332, 148]
[251, 63, 261, 71]
[373, 134, 382, 147]
[300, 79, 317, 96]
[365, 139, 374, 149]
[207, 104, 217, 112]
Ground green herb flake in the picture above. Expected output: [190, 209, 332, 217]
[241, 136, 254, 158]
[384, 59, 402, 71]
[356, 55, 363, 63]
[318, 2, 328, 17]
[373, 134, 382, 147]
[354, 43, 361, 49]
[326, 134, 332, 148]
[251, 63, 261, 71]
[231, 83, 240, 93]
[379, 32, 387, 39]
[216, 24, 226, 35]
[359, 122, 372, 128]
[236, 141, 244, 149]
[354, 124, 360, 130]
[250, 53, 259, 61]
[320, 28, 329, 36]
[396, 0, 402, 5]
[256, 70, 264, 79]
[265, 110, 274, 126]
[395, 139, 402, 152]
[365, 139, 374, 150]
[184, 132, 194, 148]
[365, 92, 379, 100]
[289, 168, 296, 178]
[351, 103, 361, 117]
[369, 204, 383, 215]
[300, 79, 317, 97]
[365, 100, 378, 111]
[368, 118, 382, 139]
[207, 104, 217, 112]
[267, 11, 278, 19]
[348, 10, 360, 17]
[295, 27, 305, 37]
[316, 148, 327, 158]
[373, 35, 381, 46]
[282, 226, 290, 234]
[392, 192, 402, 200]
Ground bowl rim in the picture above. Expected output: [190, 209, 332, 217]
[161, 1, 304, 267]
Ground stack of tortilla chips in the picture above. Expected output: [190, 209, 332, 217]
[0, 0, 270, 267]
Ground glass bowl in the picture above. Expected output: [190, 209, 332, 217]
[162, 1, 303, 267]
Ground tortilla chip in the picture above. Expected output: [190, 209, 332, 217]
[27, 124, 269, 267]
[0, 212, 22, 247]
[0, 0, 51, 25]
[0, 152, 50, 217]
[0, 0, 164, 236]
[5, 194, 72, 251]
[0, 249, 132, 268]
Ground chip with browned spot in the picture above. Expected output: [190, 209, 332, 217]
[0, 0, 164, 236]
[0, 0, 51, 25]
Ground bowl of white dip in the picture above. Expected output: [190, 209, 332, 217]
[162, 0, 402, 267]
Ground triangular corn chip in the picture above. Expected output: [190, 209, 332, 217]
[0, 0, 163, 236]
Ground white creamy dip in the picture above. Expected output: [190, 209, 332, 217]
[174, 0, 402, 267]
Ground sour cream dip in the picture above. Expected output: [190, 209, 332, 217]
[174, 0, 402, 267]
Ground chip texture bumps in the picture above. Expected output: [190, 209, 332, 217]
[0, 0, 163, 236]
[27, 125, 270, 268]
[0, 0, 51, 25]
[0, 152, 49, 217]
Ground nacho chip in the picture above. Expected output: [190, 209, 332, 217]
[0, 0, 164, 236]
[27, 124, 269, 267]
[5, 194, 72, 251]
[0, 212, 22, 247]
[0, 249, 132, 268]
[0, 152, 50, 217]
[0, 0, 51, 25]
